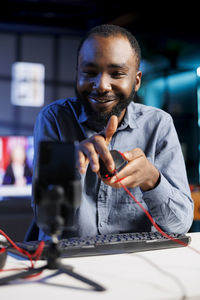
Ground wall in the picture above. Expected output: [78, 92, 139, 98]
[0, 28, 82, 136]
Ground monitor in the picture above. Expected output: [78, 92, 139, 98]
[0, 136, 34, 199]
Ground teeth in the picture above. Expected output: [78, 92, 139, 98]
[90, 98, 114, 104]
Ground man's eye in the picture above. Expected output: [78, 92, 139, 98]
[82, 70, 97, 77]
[111, 72, 126, 78]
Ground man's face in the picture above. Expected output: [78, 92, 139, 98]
[76, 34, 142, 131]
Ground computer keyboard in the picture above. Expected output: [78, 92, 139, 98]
[9, 232, 191, 260]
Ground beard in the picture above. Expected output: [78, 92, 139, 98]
[75, 87, 136, 132]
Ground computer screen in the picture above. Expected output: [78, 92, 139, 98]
[0, 136, 34, 198]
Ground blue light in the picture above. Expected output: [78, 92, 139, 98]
[197, 66, 200, 77]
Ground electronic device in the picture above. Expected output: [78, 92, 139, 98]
[0, 247, 7, 269]
[9, 232, 191, 259]
[0, 141, 105, 291]
[99, 150, 128, 179]
[34, 141, 82, 236]
[0, 136, 33, 199]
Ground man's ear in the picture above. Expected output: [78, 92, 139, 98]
[135, 71, 142, 92]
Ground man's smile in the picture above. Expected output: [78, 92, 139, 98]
[88, 97, 116, 104]
[88, 96, 118, 111]
[88, 93, 118, 105]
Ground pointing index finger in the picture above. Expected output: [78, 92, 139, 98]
[104, 115, 118, 145]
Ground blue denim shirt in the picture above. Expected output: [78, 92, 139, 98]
[33, 98, 193, 240]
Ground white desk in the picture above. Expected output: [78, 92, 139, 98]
[0, 233, 200, 300]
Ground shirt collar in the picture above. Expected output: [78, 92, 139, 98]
[78, 104, 88, 123]
[118, 102, 138, 130]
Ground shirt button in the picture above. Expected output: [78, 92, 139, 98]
[100, 221, 105, 227]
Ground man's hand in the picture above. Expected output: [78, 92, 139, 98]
[102, 148, 160, 191]
[77, 115, 118, 174]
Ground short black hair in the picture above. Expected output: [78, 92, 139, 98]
[77, 24, 141, 70]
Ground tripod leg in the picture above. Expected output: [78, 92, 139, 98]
[59, 264, 105, 291]
[0, 263, 105, 291]
[0, 264, 47, 285]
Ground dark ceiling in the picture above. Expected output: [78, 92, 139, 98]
[2, 0, 199, 35]
[1, 0, 200, 71]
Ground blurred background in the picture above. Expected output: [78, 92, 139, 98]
[0, 0, 200, 239]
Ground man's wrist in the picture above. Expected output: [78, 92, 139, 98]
[141, 169, 161, 192]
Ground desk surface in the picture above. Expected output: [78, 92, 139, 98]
[1, 232, 200, 300]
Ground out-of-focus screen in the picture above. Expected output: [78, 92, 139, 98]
[0, 136, 33, 199]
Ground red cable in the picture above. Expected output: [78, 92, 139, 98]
[0, 228, 45, 275]
[115, 174, 200, 255]
[117, 180, 187, 246]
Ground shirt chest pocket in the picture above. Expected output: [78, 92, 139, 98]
[107, 188, 146, 225]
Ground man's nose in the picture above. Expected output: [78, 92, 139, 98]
[93, 73, 112, 92]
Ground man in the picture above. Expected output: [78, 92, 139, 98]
[33, 24, 193, 240]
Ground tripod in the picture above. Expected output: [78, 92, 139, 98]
[0, 182, 105, 291]
[0, 236, 105, 291]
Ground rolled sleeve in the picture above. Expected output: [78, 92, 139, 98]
[143, 173, 194, 233]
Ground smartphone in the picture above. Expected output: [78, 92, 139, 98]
[35, 141, 81, 208]
[34, 141, 82, 235]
